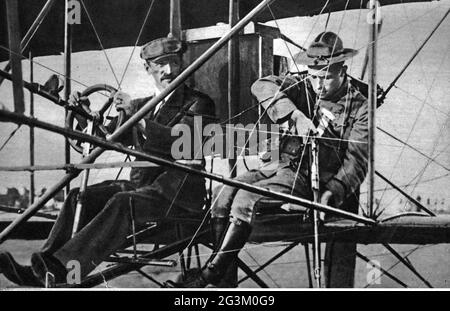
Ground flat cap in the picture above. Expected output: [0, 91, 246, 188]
[140, 37, 185, 61]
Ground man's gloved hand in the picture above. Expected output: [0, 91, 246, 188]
[319, 190, 335, 221]
[68, 91, 99, 124]
[320, 190, 334, 206]
[112, 91, 134, 117]
[68, 91, 91, 108]
[290, 109, 316, 139]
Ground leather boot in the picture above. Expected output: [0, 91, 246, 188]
[203, 219, 251, 286]
[0, 252, 41, 287]
[210, 217, 238, 287]
[177, 219, 251, 288]
[31, 252, 68, 286]
[210, 217, 229, 251]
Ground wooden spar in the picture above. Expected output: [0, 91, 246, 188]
[6, 0, 25, 114]
[0, 205, 57, 220]
[228, 0, 240, 177]
[169, 0, 181, 39]
[64, 0, 73, 196]
[367, 0, 378, 217]
[71, 120, 93, 237]
[0, 69, 93, 120]
[310, 136, 322, 287]
[29, 52, 35, 204]
[0, 0, 57, 86]
[0, 109, 377, 227]
[0, 0, 277, 243]
[360, 19, 382, 80]
[0, 161, 160, 172]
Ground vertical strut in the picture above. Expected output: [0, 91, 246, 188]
[228, 0, 241, 178]
[169, 0, 181, 39]
[367, 0, 379, 218]
[64, 0, 73, 196]
[6, 0, 25, 114]
[0, 0, 57, 86]
[71, 121, 93, 237]
[311, 135, 322, 287]
[29, 52, 35, 204]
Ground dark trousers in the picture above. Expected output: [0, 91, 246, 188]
[211, 165, 358, 288]
[211, 166, 312, 224]
[324, 193, 359, 288]
[41, 180, 192, 278]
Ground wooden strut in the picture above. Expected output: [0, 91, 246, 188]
[0, 69, 94, 120]
[376, 171, 435, 216]
[228, 0, 240, 178]
[382, 243, 433, 288]
[64, 0, 73, 196]
[237, 242, 299, 284]
[0, 0, 278, 243]
[0, 205, 57, 220]
[0, 0, 57, 86]
[310, 135, 322, 287]
[169, 0, 182, 39]
[367, 0, 379, 218]
[71, 230, 211, 288]
[71, 119, 94, 237]
[29, 53, 35, 204]
[0, 161, 160, 172]
[356, 251, 408, 288]
[6, 0, 25, 114]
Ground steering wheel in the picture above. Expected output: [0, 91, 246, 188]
[65, 84, 125, 153]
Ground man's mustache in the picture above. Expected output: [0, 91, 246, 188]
[161, 75, 174, 81]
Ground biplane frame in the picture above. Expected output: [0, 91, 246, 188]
[0, 0, 449, 288]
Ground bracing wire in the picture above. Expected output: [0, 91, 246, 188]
[0, 125, 21, 152]
[378, 39, 450, 207]
[79, 0, 121, 88]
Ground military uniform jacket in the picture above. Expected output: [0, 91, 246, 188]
[251, 74, 369, 206]
[123, 84, 216, 212]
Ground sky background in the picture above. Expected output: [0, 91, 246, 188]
[0, 0, 449, 215]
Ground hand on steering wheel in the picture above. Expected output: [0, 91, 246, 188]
[65, 84, 125, 154]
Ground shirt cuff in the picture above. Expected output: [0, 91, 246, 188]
[325, 178, 347, 207]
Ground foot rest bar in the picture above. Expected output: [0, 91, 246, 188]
[106, 257, 177, 267]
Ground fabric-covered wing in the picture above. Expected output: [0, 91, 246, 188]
[0, 0, 433, 61]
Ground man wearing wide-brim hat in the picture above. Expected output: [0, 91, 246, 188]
[294, 31, 359, 67]
[0, 36, 216, 287]
[178, 31, 369, 288]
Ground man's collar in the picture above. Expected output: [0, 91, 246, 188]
[154, 83, 185, 101]
[320, 76, 349, 102]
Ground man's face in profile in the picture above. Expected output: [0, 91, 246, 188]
[145, 54, 182, 90]
[308, 63, 345, 100]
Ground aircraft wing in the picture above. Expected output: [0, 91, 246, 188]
[0, 0, 433, 62]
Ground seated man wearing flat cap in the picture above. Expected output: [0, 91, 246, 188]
[177, 31, 368, 288]
[0, 36, 216, 287]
